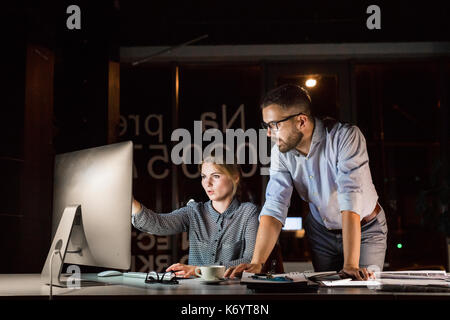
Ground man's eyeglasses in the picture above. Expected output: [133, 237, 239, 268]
[145, 271, 179, 285]
[261, 112, 304, 131]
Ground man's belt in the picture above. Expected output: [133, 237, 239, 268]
[361, 203, 381, 227]
[328, 203, 382, 234]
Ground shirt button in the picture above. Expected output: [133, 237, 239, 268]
[309, 175, 313, 179]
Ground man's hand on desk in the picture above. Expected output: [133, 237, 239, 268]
[166, 263, 197, 278]
[340, 265, 374, 281]
[224, 263, 263, 279]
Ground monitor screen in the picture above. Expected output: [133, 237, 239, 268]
[282, 217, 303, 231]
[51, 141, 133, 270]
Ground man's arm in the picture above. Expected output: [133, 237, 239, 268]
[336, 126, 374, 280]
[341, 210, 371, 280]
[225, 215, 282, 278]
[251, 215, 283, 265]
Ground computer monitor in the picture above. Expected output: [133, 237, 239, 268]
[282, 217, 302, 231]
[41, 141, 133, 287]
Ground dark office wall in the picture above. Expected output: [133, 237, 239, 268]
[0, 3, 56, 273]
[0, 6, 27, 272]
[119, 2, 450, 46]
[53, 1, 120, 153]
[355, 61, 450, 270]
[0, 1, 120, 273]
[16, 45, 55, 273]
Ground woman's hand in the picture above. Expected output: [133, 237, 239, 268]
[131, 197, 142, 215]
[166, 263, 197, 278]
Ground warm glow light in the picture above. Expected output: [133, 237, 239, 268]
[295, 229, 305, 239]
[305, 78, 317, 87]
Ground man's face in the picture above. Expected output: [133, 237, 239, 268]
[262, 104, 304, 153]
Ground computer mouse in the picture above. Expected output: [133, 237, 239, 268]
[97, 270, 123, 277]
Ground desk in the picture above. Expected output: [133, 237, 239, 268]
[0, 274, 450, 301]
[1, 274, 449, 317]
[0, 274, 250, 297]
[1, 274, 450, 298]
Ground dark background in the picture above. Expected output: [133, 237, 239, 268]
[0, 1, 449, 273]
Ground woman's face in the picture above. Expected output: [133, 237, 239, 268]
[201, 163, 235, 202]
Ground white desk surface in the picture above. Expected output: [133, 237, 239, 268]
[0, 273, 250, 297]
[1, 274, 450, 299]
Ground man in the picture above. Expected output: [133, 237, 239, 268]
[225, 84, 388, 280]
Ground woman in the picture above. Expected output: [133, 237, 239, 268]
[131, 155, 259, 278]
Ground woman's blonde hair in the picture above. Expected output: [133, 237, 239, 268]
[199, 153, 242, 199]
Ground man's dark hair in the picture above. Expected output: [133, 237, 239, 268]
[261, 84, 313, 117]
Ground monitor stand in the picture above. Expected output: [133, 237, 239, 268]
[41, 204, 82, 287]
[41, 204, 106, 288]
[41, 205, 113, 289]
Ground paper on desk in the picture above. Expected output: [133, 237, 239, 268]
[321, 277, 450, 288]
[374, 270, 448, 280]
[378, 278, 450, 286]
[321, 278, 382, 287]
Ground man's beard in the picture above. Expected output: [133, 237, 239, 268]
[276, 131, 304, 153]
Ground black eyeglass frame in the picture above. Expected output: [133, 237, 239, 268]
[145, 270, 179, 285]
[261, 112, 305, 131]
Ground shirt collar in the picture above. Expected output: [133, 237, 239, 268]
[290, 117, 325, 157]
[310, 117, 326, 146]
[207, 197, 240, 222]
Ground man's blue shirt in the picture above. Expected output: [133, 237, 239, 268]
[261, 117, 378, 230]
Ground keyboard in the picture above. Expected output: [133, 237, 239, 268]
[123, 272, 148, 279]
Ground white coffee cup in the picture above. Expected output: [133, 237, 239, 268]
[194, 265, 226, 281]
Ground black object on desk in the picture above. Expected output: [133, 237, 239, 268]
[251, 274, 293, 282]
[377, 284, 450, 293]
[306, 271, 349, 283]
[145, 271, 179, 285]
[244, 273, 319, 293]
